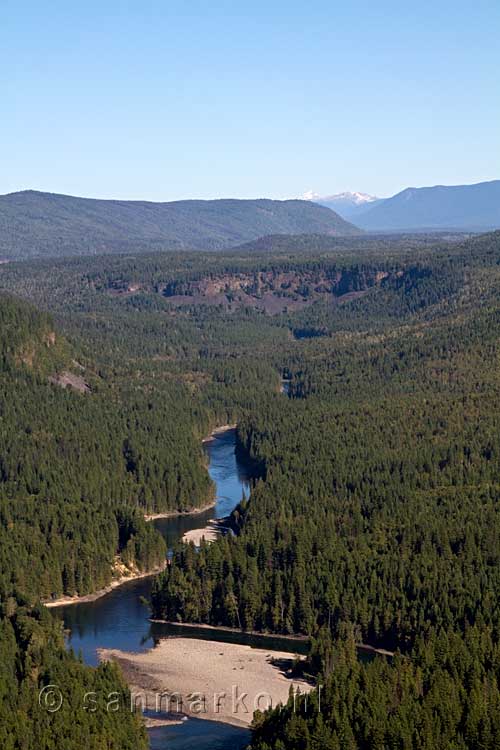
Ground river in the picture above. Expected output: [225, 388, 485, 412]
[52, 428, 255, 749]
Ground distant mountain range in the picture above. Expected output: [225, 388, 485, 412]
[2, 181, 498, 261]
[303, 191, 382, 219]
[0, 190, 359, 260]
[357, 180, 500, 231]
[306, 180, 500, 231]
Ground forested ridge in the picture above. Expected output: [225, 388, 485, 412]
[1, 230, 499, 748]
[0, 191, 359, 260]
[355, 179, 500, 231]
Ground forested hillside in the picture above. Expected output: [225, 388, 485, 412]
[0, 190, 359, 259]
[139, 232, 499, 748]
[1, 231, 499, 748]
[0, 297, 168, 750]
[0, 292, 215, 600]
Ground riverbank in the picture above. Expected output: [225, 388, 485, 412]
[357, 642, 395, 658]
[44, 563, 167, 609]
[147, 424, 237, 521]
[201, 423, 237, 443]
[45, 425, 237, 610]
[150, 620, 309, 643]
[143, 715, 185, 729]
[182, 518, 224, 545]
[144, 500, 215, 521]
[148, 425, 237, 522]
[99, 637, 312, 727]
[149, 621, 395, 658]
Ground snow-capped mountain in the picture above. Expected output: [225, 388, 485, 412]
[303, 191, 382, 219]
[303, 180, 500, 230]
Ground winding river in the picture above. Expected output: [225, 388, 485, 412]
[53, 429, 257, 749]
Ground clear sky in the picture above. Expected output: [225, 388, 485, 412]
[2, 0, 499, 200]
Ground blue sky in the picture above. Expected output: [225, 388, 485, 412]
[2, 1, 499, 200]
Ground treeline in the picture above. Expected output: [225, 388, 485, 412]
[252, 624, 500, 749]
